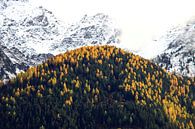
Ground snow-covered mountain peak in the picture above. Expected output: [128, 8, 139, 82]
[153, 18, 195, 77]
[0, 0, 28, 10]
[80, 13, 109, 24]
[51, 13, 120, 54]
[0, 1, 120, 80]
[0, 1, 65, 79]
[0, 1, 66, 55]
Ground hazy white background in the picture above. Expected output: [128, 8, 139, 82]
[30, 0, 195, 58]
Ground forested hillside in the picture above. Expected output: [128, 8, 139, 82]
[0, 45, 194, 129]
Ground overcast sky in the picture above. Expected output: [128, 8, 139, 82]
[31, 0, 195, 58]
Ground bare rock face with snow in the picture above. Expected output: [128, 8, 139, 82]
[153, 20, 195, 77]
[0, 0, 28, 10]
[0, 1, 120, 80]
[0, 0, 65, 79]
[0, 2, 65, 54]
[0, 45, 53, 79]
[51, 13, 120, 54]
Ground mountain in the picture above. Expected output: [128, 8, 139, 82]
[153, 20, 195, 77]
[0, 2, 65, 54]
[0, 0, 65, 79]
[0, 46, 16, 79]
[0, 0, 29, 10]
[0, 45, 194, 129]
[0, 44, 53, 79]
[50, 13, 120, 54]
[0, 0, 120, 80]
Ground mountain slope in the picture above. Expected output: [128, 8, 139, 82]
[0, 46, 16, 79]
[0, 0, 64, 79]
[0, 44, 53, 80]
[0, 0, 120, 79]
[0, 0, 29, 10]
[50, 13, 120, 54]
[0, 46, 194, 129]
[0, 3, 65, 55]
[153, 20, 195, 77]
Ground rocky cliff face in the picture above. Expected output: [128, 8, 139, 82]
[153, 20, 195, 77]
[0, 1, 120, 80]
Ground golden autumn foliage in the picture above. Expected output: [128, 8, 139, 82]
[0, 45, 194, 129]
